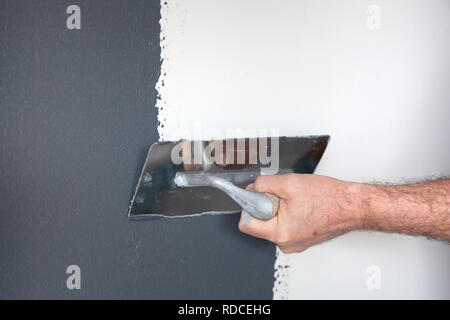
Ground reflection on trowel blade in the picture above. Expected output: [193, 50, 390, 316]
[128, 136, 329, 219]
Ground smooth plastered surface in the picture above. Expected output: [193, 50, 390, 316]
[158, 0, 450, 299]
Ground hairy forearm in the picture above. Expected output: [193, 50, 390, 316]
[238, 174, 449, 253]
[351, 179, 450, 240]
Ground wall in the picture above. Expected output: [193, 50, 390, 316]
[158, 0, 450, 299]
[0, 0, 275, 299]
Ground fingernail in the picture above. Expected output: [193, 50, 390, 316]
[242, 211, 251, 226]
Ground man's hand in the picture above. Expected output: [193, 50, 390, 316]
[238, 174, 364, 253]
[238, 174, 450, 253]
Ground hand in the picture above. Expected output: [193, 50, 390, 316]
[238, 174, 365, 253]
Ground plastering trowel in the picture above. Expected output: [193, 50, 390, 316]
[128, 136, 329, 220]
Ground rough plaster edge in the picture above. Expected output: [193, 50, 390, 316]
[155, 0, 169, 141]
[156, 0, 289, 299]
[273, 247, 290, 300]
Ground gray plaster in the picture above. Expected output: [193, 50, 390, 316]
[0, 0, 275, 299]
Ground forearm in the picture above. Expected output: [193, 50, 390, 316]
[352, 179, 450, 240]
[238, 174, 450, 253]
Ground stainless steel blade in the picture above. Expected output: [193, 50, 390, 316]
[128, 135, 329, 219]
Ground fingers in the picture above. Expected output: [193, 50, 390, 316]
[238, 183, 278, 241]
[239, 174, 293, 242]
[238, 210, 277, 242]
[252, 174, 290, 198]
[245, 182, 255, 192]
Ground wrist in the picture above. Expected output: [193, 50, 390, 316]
[340, 181, 369, 230]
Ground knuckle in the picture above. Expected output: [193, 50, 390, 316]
[279, 247, 288, 253]
[279, 246, 295, 254]
[238, 220, 248, 233]
[264, 231, 276, 243]
[253, 176, 265, 191]
[273, 224, 298, 247]
[274, 231, 291, 247]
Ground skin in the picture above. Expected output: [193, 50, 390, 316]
[238, 174, 450, 253]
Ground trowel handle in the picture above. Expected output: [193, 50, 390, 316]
[206, 176, 280, 220]
[236, 190, 280, 220]
[174, 173, 280, 220]
[264, 193, 280, 217]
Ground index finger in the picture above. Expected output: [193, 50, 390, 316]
[253, 174, 291, 199]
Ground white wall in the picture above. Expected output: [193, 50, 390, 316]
[157, 0, 450, 299]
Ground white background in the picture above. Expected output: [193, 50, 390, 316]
[158, 0, 450, 299]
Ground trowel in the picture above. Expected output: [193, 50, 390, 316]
[128, 136, 329, 220]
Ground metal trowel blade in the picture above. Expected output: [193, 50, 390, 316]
[128, 135, 329, 219]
